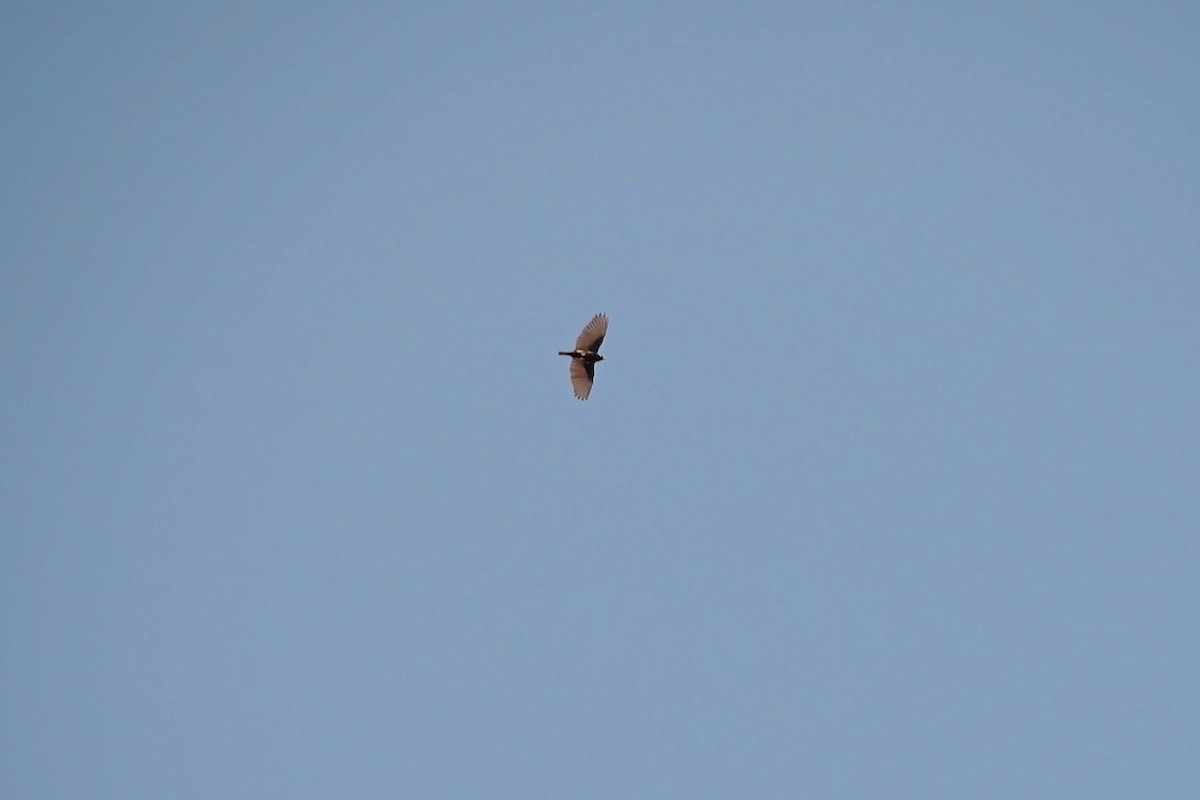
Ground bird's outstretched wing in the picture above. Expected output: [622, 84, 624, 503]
[568, 358, 594, 400]
[575, 313, 608, 352]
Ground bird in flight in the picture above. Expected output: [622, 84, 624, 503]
[559, 313, 608, 400]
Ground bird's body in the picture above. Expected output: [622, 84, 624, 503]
[559, 313, 608, 400]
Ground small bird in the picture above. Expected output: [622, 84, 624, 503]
[559, 313, 608, 400]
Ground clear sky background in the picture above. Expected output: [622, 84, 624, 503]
[3, 3, 1198, 797]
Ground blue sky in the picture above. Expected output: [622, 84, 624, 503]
[3, 3, 1198, 797]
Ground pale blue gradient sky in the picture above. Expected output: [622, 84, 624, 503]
[3, 3, 1198, 797]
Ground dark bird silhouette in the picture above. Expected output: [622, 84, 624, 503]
[559, 313, 608, 400]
